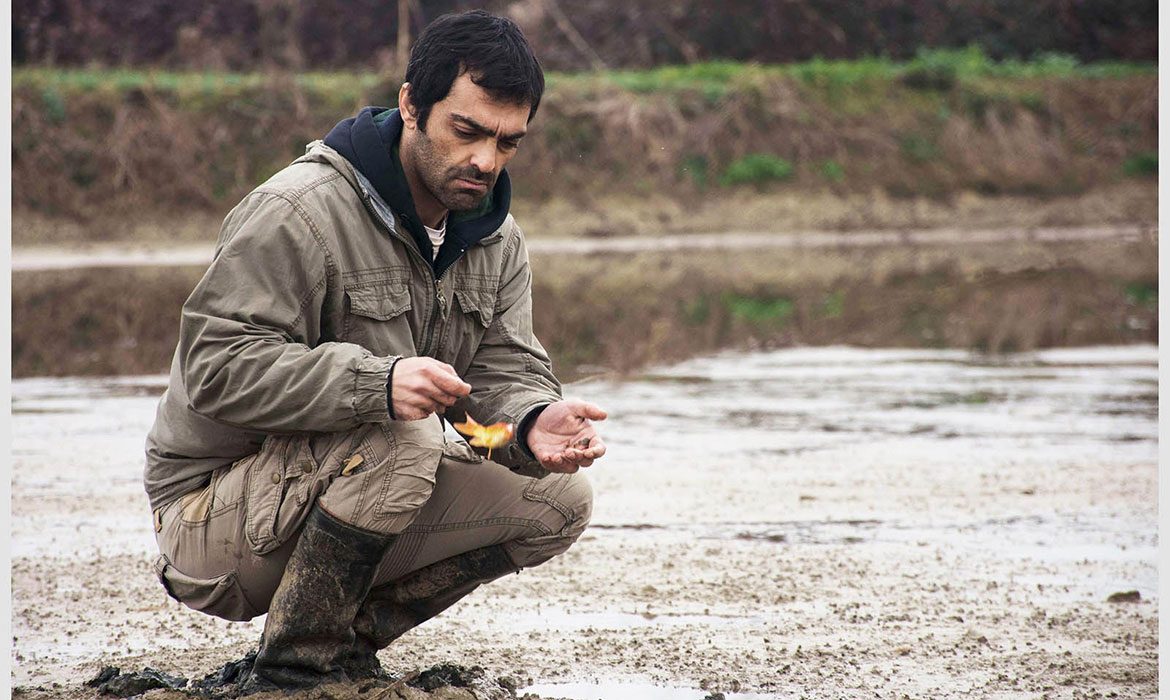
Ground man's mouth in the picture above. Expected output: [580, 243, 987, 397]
[454, 178, 489, 192]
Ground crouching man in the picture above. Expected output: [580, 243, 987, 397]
[143, 10, 606, 693]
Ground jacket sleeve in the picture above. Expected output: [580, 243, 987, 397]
[179, 192, 393, 432]
[455, 221, 562, 470]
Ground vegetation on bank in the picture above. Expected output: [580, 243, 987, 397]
[13, 50, 1157, 236]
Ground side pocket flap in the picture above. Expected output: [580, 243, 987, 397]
[441, 439, 485, 464]
[454, 288, 495, 328]
[347, 285, 412, 321]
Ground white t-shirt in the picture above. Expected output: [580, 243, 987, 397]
[425, 216, 448, 260]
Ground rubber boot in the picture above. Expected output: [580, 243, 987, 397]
[342, 544, 520, 680]
[242, 505, 396, 693]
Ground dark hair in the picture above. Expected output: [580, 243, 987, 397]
[405, 10, 544, 131]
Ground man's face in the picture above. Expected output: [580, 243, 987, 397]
[402, 73, 530, 213]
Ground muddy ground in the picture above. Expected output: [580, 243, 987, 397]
[10, 346, 1158, 699]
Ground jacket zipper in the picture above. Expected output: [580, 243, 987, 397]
[420, 276, 447, 358]
[357, 190, 448, 359]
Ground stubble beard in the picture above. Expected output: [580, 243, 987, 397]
[414, 129, 495, 213]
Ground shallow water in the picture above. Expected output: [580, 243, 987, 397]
[10, 345, 1158, 692]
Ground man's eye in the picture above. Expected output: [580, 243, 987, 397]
[500, 140, 520, 151]
[456, 129, 476, 139]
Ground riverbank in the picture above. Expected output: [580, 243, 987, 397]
[11, 346, 1158, 698]
[13, 55, 1156, 242]
[11, 228, 1158, 380]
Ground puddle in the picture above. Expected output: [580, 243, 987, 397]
[522, 681, 776, 700]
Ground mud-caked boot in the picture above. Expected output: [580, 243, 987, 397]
[242, 505, 396, 694]
[341, 544, 520, 679]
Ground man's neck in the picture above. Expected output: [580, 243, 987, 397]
[398, 138, 448, 229]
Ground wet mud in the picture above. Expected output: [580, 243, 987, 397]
[75, 659, 516, 700]
[11, 346, 1158, 699]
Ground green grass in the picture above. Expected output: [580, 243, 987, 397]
[720, 154, 794, 186]
[820, 290, 846, 318]
[678, 154, 710, 188]
[1123, 152, 1157, 177]
[722, 293, 795, 325]
[16, 47, 1153, 101]
[819, 160, 845, 182]
[1124, 282, 1157, 307]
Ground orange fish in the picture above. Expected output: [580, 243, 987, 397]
[452, 414, 515, 460]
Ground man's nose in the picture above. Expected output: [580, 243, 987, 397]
[469, 141, 497, 175]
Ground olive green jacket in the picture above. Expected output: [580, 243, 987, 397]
[144, 141, 561, 509]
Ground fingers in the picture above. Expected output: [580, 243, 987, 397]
[580, 439, 606, 460]
[391, 357, 472, 420]
[427, 364, 472, 397]
[566, 436, 607, 461]
[568, 399, 608, 422]
[395, 393, 443, 421]
[537, 438, 606, 472]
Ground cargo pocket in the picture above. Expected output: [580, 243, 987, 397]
[244, 434, 318, 556]
[152, 553, 259, 622]
[371, 421, 442, 520]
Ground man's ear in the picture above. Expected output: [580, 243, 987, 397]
[398, 83, 418, 130]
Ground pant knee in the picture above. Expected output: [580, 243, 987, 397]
[506, 470, 594, 568]
[315, 421, 443, 536]
[559, 470, 594, 542]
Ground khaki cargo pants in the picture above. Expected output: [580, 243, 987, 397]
[152, 416, 592, 622]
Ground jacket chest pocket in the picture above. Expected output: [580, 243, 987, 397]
[343, 284, 416, 355]
[442, 283, 497, 371]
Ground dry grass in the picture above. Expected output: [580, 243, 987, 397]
[12, 68, 1156, 244]
[511, 181, 1157, 240]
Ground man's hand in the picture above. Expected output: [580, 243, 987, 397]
[526, 399, 608, 473]
[391, 357, 471, 421]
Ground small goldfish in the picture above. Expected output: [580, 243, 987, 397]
[452, 414, 515, 460]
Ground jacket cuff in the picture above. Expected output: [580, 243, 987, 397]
[516, 403, 551, 459]
[385, 356, 403, 420]
[353, 354, 396, 422]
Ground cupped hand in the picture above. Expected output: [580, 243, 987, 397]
[391, 357, 471, 421]
[526, 399, 608, 473]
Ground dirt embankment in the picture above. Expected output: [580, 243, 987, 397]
[11, 234, 1157, 380]
[12, 66, 1157, 244]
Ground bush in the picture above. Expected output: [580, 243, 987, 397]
[720, 154, 794, 187]
[820, 160, 845, 182]
[1123, 152, 1157, 177]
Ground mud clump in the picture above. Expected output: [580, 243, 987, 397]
[86, 666, 188, 697]
[80, 659, 521, 700]
[190, 650, 258, 693]
[408, 663, 518, 700]
[412, 663, 486, 691]
[1107, 590, 1141, 603]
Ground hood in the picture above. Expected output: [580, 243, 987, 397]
[322, 106, 512, 278]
